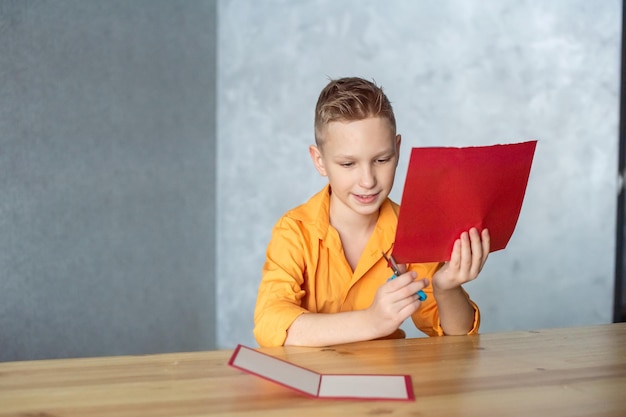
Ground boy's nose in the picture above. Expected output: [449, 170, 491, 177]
[359, 166, 376, 188]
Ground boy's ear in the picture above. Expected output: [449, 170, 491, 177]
[395, 134, 402, 165]
[309, 145, 328, 177]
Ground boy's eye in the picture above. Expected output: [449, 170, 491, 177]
[376, 158, 390, 164]
[340, 162, 354, 167]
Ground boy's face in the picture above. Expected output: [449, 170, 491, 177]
[309, 116, 400, 220]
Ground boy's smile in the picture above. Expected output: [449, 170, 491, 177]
[309, 116, 401, 223]
[354, 193, 378, 204]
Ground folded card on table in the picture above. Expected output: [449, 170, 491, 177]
[228, 345, 414, 401]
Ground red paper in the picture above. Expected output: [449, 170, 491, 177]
[228, 345, 414, 401]
[393, 140, 536, 263]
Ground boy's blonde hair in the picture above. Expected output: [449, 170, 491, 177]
[314, 77, 396, 147]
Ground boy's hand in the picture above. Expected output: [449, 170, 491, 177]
[433, 228, 490, 291]
[366, 271, 429, 337]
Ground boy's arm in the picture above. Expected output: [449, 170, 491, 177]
[284, 271, 429, 346]
[254, 217, 311, 347]
[284, 310, 377, 346]
[433, 287, 477, 335]
[433, 228, 489, 335]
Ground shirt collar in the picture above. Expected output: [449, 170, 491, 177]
[289, 184, 399, 252]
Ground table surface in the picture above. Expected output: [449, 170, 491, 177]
[1, 323, 625, 417]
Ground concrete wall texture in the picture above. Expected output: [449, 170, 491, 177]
[217, 0, 621, 347]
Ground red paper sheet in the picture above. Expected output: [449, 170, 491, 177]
[393, 140, 536, 264]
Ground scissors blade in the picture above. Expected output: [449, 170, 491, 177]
[381, 252, 401, 276]
[382, 252, 428, 302]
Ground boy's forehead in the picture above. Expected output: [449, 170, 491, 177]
[319, 117, 397, 155]
[323, 117, 395, 141]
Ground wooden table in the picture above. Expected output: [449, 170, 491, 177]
[1, 323, 625, 416]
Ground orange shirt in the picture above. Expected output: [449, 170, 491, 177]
[254, 185, 480, 347]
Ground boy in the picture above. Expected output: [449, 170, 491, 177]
[254, 77, 490, 347]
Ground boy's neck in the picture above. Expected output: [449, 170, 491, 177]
[328, 198, 379, 272]
[328, 200, 379, 236]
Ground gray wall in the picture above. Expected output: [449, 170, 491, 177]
[0, 0, 620, 359]
[0, 0, 217, 360]
[217, 0, 621, 347]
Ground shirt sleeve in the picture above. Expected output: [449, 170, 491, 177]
[253, 217, 310, 347]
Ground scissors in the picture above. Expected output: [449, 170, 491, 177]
[382, 252, 427, 302]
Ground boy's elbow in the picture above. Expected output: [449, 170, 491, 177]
[253, 317, 289, 347]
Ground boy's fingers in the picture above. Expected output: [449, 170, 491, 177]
[469, 228, 484, 276]
[407, 278, 428, 291]
[481, 228, 491, 263]
[460, 231, 472, 270]
[385, 271, 416, 290]
[403, 279, 429, 299]
[449, 238, 461, 266]
[387, 275, 427, 300]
